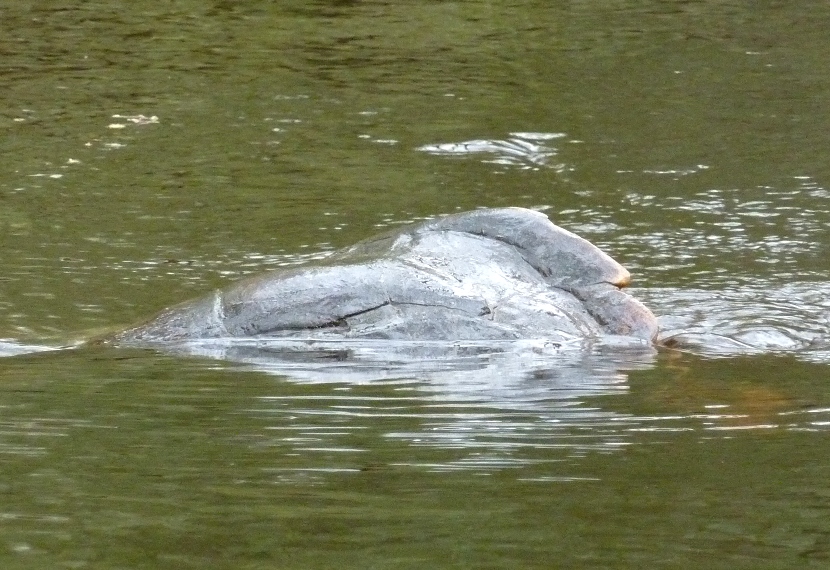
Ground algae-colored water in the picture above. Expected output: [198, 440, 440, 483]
[2, 2, 830, 568]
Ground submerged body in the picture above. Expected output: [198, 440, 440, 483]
[113, 208, 658, 344]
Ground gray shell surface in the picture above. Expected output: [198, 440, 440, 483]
[114, 208, 657, 344]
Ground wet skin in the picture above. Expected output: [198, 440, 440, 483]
[112, 208, 658, 344]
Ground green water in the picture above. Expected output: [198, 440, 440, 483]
[3, 1, 830, 567]
[2, 348, 829, 568]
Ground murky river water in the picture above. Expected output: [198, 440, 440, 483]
[3, 1, 830, 568]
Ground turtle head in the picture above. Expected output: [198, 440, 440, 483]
[526, 222, 657, 341]
[422, 207, 658, 341]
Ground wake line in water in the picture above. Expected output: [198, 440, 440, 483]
[645, 281, 830, 361]
[0, 340, 61, 358]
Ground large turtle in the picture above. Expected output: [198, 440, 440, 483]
[111, 207, 658, 345]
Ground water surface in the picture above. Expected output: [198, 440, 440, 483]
[2, 1, 830, 568]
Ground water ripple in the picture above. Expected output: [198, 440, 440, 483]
[644, 282, 830, 359]
[417, 132, 570, 171]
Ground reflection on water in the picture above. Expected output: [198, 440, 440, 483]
[128, 338, 652, 473]
[610, 179, 830, 287]
[417, 132, 570, 171]
[4, 0, 830, 565]
[647, 282, 830, 360]
[1, 345, 826, 567]
[2, 344, 829, 486]
[2, 324, 830, 567]
[0, 340, 59, 357]
[89, 332, 826, 479]
[171, 338, 649, 388]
